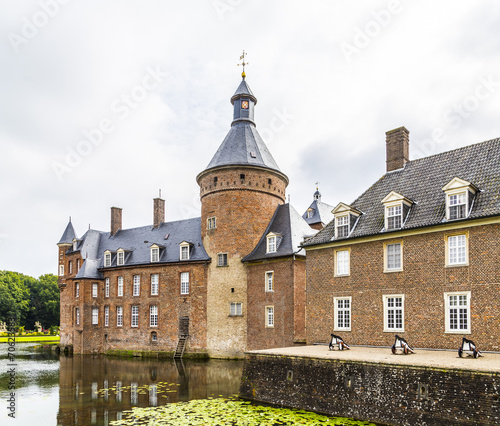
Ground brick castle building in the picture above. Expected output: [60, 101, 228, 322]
[57, 73, 317, 357]
[303, 127, 500, 351]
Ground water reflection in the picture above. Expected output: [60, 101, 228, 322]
[57, 353, 243, 425]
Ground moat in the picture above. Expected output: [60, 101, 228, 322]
[0, 343, 380, 425]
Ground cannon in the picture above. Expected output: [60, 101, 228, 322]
[458, 337, 482, 358]
[391, 335, 414, 355]
[329, 334, 350, 351]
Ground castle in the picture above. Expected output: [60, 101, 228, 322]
[57, 72, 317, 357]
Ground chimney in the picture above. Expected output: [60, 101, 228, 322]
[386, 126, 409, 172]
[110, 207, 122, 236]
[153, 198, 165, 229]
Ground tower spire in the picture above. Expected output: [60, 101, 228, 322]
[237, 50, 249, 79]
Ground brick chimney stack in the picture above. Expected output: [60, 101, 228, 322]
[386, 126, 409, 172]
[110, 207, 122, 236]
[153, 198, 165, 229]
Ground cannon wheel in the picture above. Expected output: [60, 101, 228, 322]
[473, 349, 479, 358]
[404, 346, 409, 355]
[339, 342, 344, 351]
[458, 348, 463, 358]
[391, 345, 396, 355]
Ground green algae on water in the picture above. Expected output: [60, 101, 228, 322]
[109, 397, 377, 425]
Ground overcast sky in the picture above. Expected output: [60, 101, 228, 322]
[1, 1, 499, 277]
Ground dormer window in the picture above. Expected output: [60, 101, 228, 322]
[180, 242, 191, 261]
[72, 239, 78, 251]
[332, 203, 361, 239]
[266, 233, 280, 254]
[442, 178, 478, 221]
[117, 249, 125, 266]
[381, 192, 413, 231]
[306, 209, 314, 219]
[104, 251, 112, 267]
[151, 246, 159, 262]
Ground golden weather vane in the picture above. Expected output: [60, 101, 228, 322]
[315, 181, 320, 190]
[237, 50, 249, 78]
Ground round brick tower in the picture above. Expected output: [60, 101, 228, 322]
[196, 74, 289, 357]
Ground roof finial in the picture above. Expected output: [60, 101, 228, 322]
[315, 181, 320, 191]
[237, 50, 249, 79]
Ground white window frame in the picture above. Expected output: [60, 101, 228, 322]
[266, 234, 277, 253]
[386, 205, 402, 230]
[59, 264, 64, 276]
[151, 246, 159, 263]
[151, 274, 159, 295]
[75, 307, 80, 325]
[104, 251, 112, 267]
[383, 295, 404, 332]
[384, 241, 403, 272]
[445, 291, 471, 334]
[133, 275, 140, 296]
[117, 249, 125, 266]
[116, 306, 123, 327]
[69, 261, 72, 274]
[334, 297, 351, 331]
[150, 305, 158, 327]
[217, 253, 228, 267]
[180, 243, 190, 261]
[335, 215, 349, 238]
[446, 233, 468, 266]
[335, 249, 350, 276]
[180, 272, 189, 295]
[117, 276, 123, 297]
[266, 306, 274, 328]
[75, 282, 79, 298]
[92, 283, 98, 298]
[265, 271, 274, 292]
[92, 307, 98, 325]
[448, 193, 467, 220]
[77, 259, 80, 272]
[207, 217, 216, 230]
[306, 209, 314, 218]
[131, 306, 139, 327]
[105, 278, 110, 297]
[104, 306, 109, 327]
[230, 302, 242, 316]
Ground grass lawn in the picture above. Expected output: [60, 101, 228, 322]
[0, 335, 60, 343]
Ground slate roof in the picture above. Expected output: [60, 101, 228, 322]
[303, 199, 335, 227]
[243, 204, 317, 262]
[231, 78, 257, 104]
[69, 218, 209, 279]
[57, 221, 77, 245]
[303, 138, 500, 247]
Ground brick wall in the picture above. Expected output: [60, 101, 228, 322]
[306, 223, 500, 351]
[240, 353, 500, 425]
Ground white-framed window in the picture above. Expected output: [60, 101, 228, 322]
[59, 264, 64, 276]
[383, 295, 404, 332]
[77, 259, 80, 271]
[266, 306, 274, 328]
[218, 253, 228, 266]
[445, 292, 471, 333]
[448, 193, 466, 220]
[116, 306, 123, 327]
[105, 278, 110, 297]
[334, 297, 351, 331]
[180, 243, 190, 261]
[133, 275, 140, 296]
[117, 276, 123, 297]
[151, 274, 159, 295]
[387, 205, 402, 230]
[92, 307, 98, 325]
[306, 209, 314, 218]
[69, 261, 72, 274]
[75, 307, 80, 325]
[131, 306, 139, 327]
[150, 305, 158, 327]
[75, 282, 79, 298]
[266, 234, 277, 253]
[447, 234, 468, 266]
[180, 272, 189, 295]
[73, 239, 78, 251]
[265, 271, 274, 292]
[207, 217, 216, 230]
[385, 242, 403, 272]
[92, 283, 98, 298]
[151, 246, 159, 262]
[336, 215, 349, 238]
[335, 250, 350, 276]
[230, 302, 242, 316]
[117, 250, 125, 266]
[104, 306, 109, 327]
[104, 252, 111, 267]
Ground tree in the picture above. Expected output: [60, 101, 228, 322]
[0, 271, 31, 327]
[25, 274, 60, 329]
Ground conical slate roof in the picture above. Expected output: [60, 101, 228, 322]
[57, 221, 77, 245]
[230, 79, 257, 104]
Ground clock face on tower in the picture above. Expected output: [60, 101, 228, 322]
[241, 100, 249, 110]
